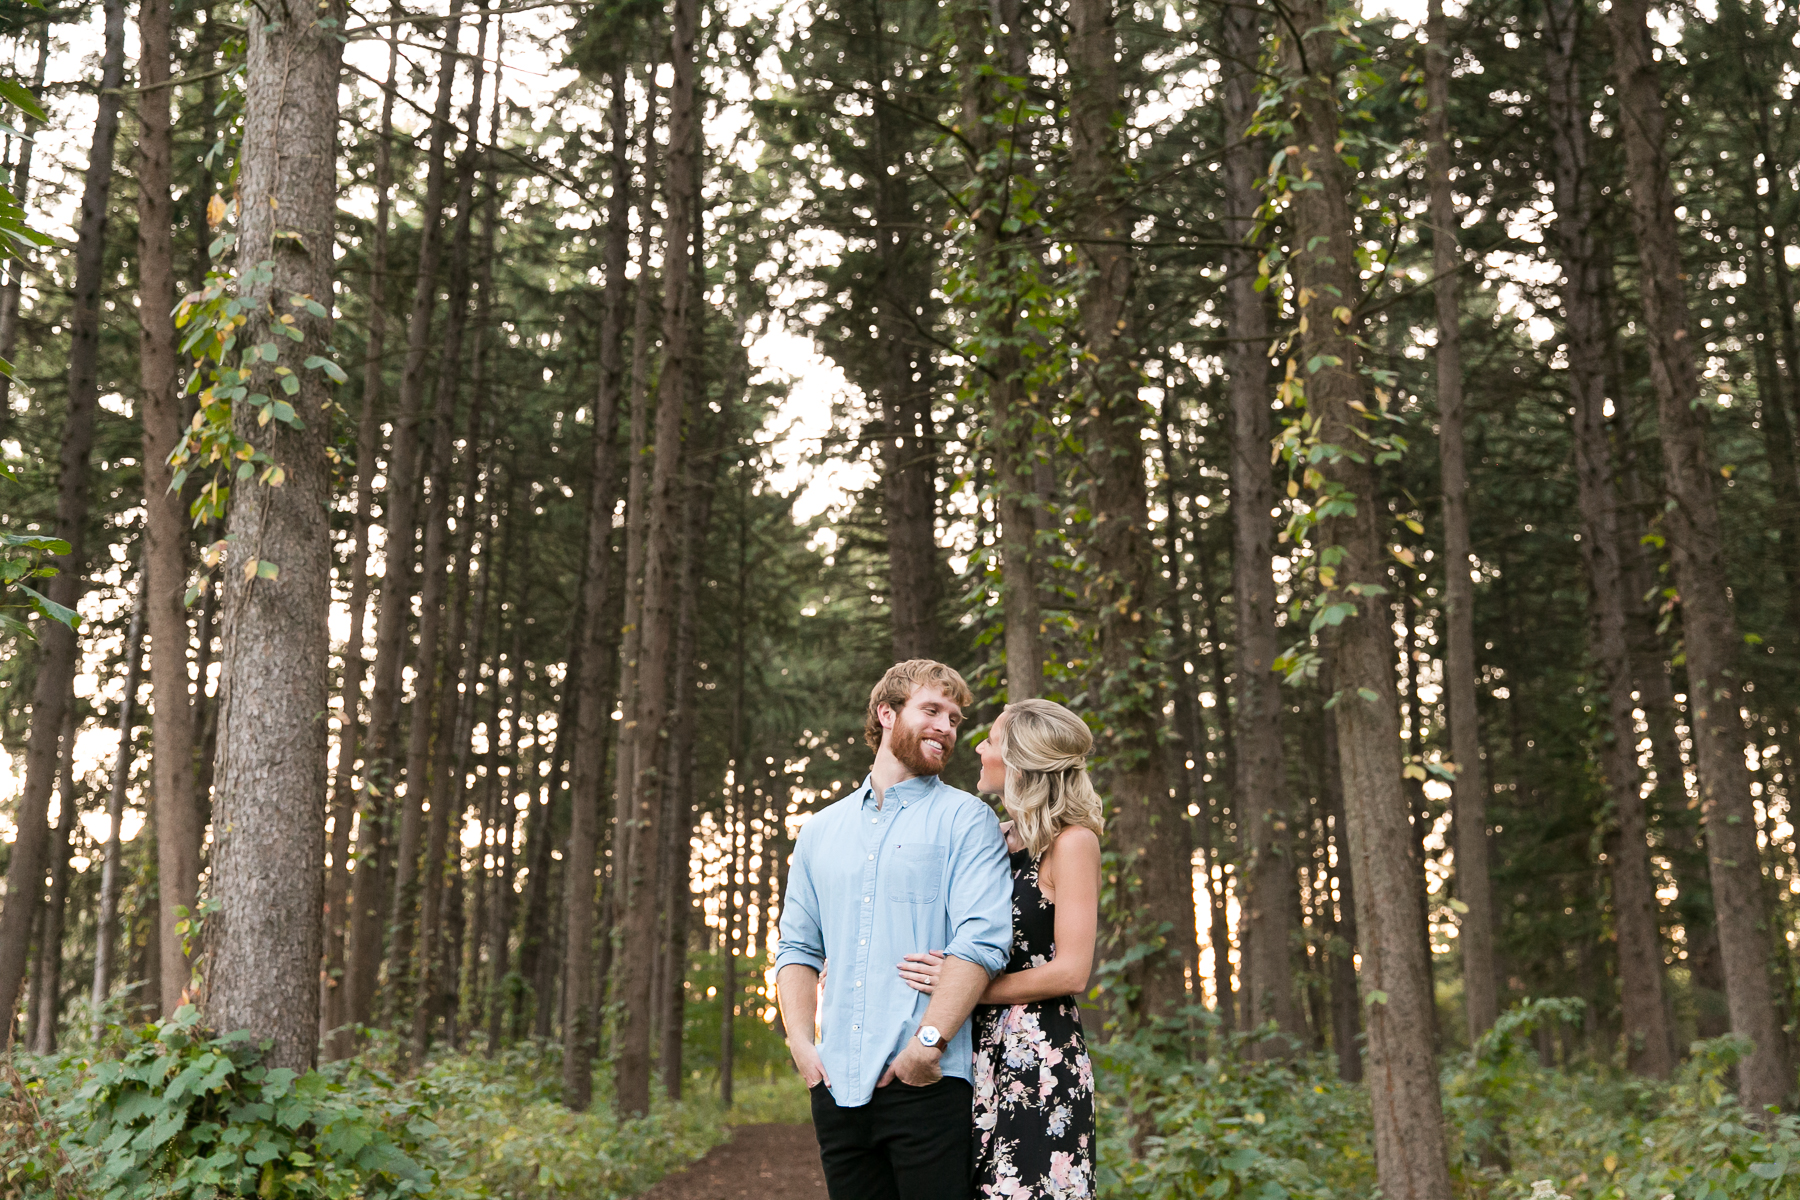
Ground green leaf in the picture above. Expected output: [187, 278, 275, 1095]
[256, 560, 279, 581]
[1356, 687, 1379, 702]
[0, 78, 48, 124]
[279, 373, 299, 395]
[16, 584, 78, 629]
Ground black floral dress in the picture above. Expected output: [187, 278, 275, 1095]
[971, 846, 1097, 1199]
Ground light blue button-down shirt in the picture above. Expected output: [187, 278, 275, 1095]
[775, 773, 1012, 1108]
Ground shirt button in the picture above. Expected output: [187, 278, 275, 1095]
[871, 817, 878, 824]
[859, 939, 866, 946]
[853, 1025, 859, 1031]
[864, 896, 871, 903]
[855, 980, 862, 987]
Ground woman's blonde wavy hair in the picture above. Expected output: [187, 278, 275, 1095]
[994, 698, 1105, 858]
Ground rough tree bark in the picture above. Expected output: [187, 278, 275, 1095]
[324, 8, 402, 1056]
[1424, 0, 1499, 1043]
[1066, 0, 1185, 1022]
[615, 0, 698, 1115]
[138, 0, 203, 1020]
[204, 0, 344, 1071]
[1277, 1, 1453, 1192]
[1541, 0, 1675, 1078]
[562, 62, 633, 1112]
[1608, 0, 1793, 1110]
[1222, 0, 1301, 1051]
[0, 0, 126, 1043]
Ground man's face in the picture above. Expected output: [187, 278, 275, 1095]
[881, 684, 964, 777]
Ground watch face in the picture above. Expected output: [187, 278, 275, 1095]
[918, 1026, 941, 1047]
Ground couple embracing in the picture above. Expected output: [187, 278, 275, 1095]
[776, 659, 1102, 1200]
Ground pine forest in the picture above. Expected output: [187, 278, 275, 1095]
[0, 0, 1795, 1195]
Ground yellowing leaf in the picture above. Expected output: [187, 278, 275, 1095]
[1403, 518, 1424, 535]
[243, 557, 258, 581]
[206, 193, 227, 227]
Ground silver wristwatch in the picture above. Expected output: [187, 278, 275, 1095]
[916, 1024, 942, 1049]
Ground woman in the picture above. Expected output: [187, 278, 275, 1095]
[897, 698, 1102, 1200]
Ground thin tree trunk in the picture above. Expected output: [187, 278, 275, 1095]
[31, 720, 78, 1052]
[1608, 0, 1793, 1110]
[1425, 0, 1498, 1045]
[871, 15, 940, 665]
[489, 624, 526, 1054]
[0, 0, 126, 1043]
[410, 8, 493, 1060]
[354, 2, 467, 1029]
[138, 0, 203, 1021]
[953, 0, 1039, 696]
[0, 22, 47, 435]
[720, 481, 749, 1106]
[659, 399, 721, 1100]
[205, 0, 343, 1072]
[1542, 0, 1675, 1078]
[93, 581, 146, 1026]
[1066, 0, 1183, 1023]
[1277, 2, 1453, 1191]
[1196, 530, 1239, 1027]
[1317, 671, 1362, 1081]
[1222, 0, 1299, 1051]
[561, 63, 634, 1112]
[610, 50, 663, 942]
[616, 0, 698, 1115]
[324, 7, 402, 1057]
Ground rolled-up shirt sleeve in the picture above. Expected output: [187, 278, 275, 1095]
[774, 830, 826, 973]
[941, 802, 1012, 977]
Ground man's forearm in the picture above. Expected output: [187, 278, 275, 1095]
[777, 964, 820, 1043]
[918, 955, 990, 1041]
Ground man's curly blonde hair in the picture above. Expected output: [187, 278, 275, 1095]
[863, 659, 974, 751]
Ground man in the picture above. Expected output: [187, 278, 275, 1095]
[776, 659, 1012, 1200]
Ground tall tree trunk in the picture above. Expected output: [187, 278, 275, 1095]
[1066, 0, 1183, 1022]
[93, 583, 146, 1025]
[660, 397, 721, 1100]
[1425, 0, 1499, 1043]
[1196, 531, 1239, 1027]
[0, 0, 126, 1043]
[205, 0, 343, 1072]
[1223, 0, 1300, 1051]
[324, 9, 402, 1057]
[953, 0, 1039, 696]
[616, 0, 698, 1115]
[1316, 673, 1363, 1081]
[0, 22, 47, 435]
[1608, 0, 1793, 1110]
[562, 64, 634, 1111]
[610, 50, 663, 937]
[872, 16, 940, 665]
[31, 723, 78, 1052]
[410, 7, 492, 1059]
[489, 625, 526, 1053]
[1277, 2, 1453, 1192]
[139, 0, 203, 1021]
[720, 484, 749, 1106]
[354, 2, 467, 1029]
[1542, 0, 1675, 1078]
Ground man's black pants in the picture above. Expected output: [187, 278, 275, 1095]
[810, 1077, 973, 1200]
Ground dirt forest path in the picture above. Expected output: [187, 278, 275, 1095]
[634, 1123, 827, 1199]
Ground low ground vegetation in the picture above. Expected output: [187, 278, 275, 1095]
[0, 1001, 1793, 1200]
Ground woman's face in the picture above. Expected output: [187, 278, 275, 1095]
[976, 717, 1008, 795]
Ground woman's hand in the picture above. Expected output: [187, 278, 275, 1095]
[897, 951, 945, 994]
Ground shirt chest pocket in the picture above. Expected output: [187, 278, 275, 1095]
[886, 843, 947, 904]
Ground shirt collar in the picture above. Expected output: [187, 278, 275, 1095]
[855, 773, 939, 810]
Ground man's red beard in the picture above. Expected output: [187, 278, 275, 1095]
[890, 711, 953, 776]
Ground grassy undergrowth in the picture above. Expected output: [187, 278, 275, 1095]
[1096, 1000, 1800, 1200]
